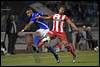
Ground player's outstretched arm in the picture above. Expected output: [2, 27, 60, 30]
[66, 19, 79, 31]
[22, 22, 33, 31]
[17, 22, 33, 36]
[36, 16, 51, 20]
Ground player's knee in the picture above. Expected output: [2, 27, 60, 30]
[62, 41, 67, 46]
[38, 43, 43, 48]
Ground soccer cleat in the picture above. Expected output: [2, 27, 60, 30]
[72, 55, 76, 63]
[57, 60, 60, 63]
[32, 46, 39, 53]
[57, 58, 60, 63]
[72, 59, 76, 63]
[32, 46, 36, 51]
[56, 55, 60, 63]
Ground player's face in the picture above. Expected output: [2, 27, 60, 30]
[59, 7, 64, 14]
[26, 10, 32, 17]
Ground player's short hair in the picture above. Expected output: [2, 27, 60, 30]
[58, 6, 65, 10]
[57, 6, 65, 13]
[25, 6, 36, 12]
[56, 6, 64, 11]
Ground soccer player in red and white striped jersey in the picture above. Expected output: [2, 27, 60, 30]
[37, 7, 79, 63]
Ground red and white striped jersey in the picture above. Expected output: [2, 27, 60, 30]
[50, 14, 69, 32]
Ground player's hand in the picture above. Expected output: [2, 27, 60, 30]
[17, 29, 24, 36]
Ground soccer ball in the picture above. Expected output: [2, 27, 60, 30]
[94, 46, 99, 52]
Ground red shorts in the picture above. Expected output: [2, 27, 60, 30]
[47, 31, 68, 43]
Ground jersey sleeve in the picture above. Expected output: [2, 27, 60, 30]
[38, 12, 43, 16]
[29, 14, 36, 24]
[40, 12, 43, 16]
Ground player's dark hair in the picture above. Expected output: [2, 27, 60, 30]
[25, 6, 36, 12]
[58, 6, 65, 10]
[57, 6, 65, 14]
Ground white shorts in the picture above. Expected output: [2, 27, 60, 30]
[36, 29, 49, 37]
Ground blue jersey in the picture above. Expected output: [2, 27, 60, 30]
[29, 12, 49, 30]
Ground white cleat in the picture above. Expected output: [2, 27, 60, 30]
[56, 55, 60, 63]
[72, 56, 76, 63]
[57, 59, 60, 63]
[72, 59, 76, 63]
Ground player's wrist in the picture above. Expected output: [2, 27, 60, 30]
[21, 29, 25, 32]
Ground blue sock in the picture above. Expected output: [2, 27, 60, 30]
[33, 35, 40, 53]
[48, 46, 59, 61]
[33, 35, 40, 48]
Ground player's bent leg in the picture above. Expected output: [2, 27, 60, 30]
[37, 30, 60, 63]
[63, 41, 77, 63]
[47, 46, 60, 63]
[40, 35, 60, 63]
[36, 29, 51, 48]
[38, 39, 44, 48]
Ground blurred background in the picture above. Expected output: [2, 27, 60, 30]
[1, 1, 99, 53]
[1, 1, 99, 31]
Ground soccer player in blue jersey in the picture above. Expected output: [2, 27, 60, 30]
[18, 7, 60, 63]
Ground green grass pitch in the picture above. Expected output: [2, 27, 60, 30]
[1, 51, 99, 66]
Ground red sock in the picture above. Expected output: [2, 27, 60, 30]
[66, 43, 76, 57]
[38, 40, 44, 48]
[69, 43, 76, 52]
[70, 49, 76, 57]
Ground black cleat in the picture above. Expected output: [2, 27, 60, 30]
[56, 55, 60, 63]
[57, 59, 60, 63]
[72, 55, 76, 63]
[32, 46, 39, 53]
